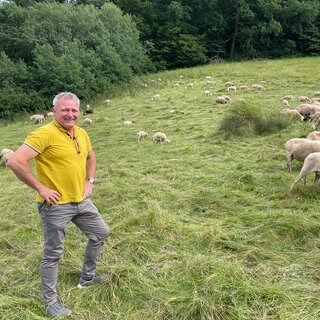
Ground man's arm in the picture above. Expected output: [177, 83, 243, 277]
[7, 144, 61, 204]
[83, 149, 96, 199]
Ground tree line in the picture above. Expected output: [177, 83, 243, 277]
[1, 0, 320, 119]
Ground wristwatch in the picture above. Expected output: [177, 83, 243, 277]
[86, 178, 95, 184]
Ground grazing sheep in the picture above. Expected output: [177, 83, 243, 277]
[0, 148, 14, 167]
[104, 99, 111, 104]
[239, 85, 248, 90]
[153, 132, 170, 143]
[30, 114, 45, 124]
[46, 111, 54, 118]
[291, 152, 320, 189]
[173, 83, 180, 88]
[298, 96, 311, 103]
[205, 76, 213, 81]
[203, 90, 212, 97]
[227, 85, 237, 92]
[279, 109, 304, 121]
[307, 131, 320, 141]
[310, 112, 320, 130]
[281, 95, 293, 101]
[186, 83, 194, 89]
[225, 81, 233, 87]
[136, 131, 148, 141]
[83, 104, 94, 115]
[123, 120, 133, 126]
[252, 84, 265, 90]
[216, 96, 228, 104]
[83, 118, 93, 126]
[152, 94, 160, 101]
[281, 99, 290, 107]
[314, 91, 320, 97]
[285, 138, 320, 172]
[169, 109, 176, 114]
[295, 103, 320, 121]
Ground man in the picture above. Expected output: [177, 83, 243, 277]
[7, 92, 109, 317]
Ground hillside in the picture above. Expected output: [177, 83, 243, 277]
[1, 57, 320, 319]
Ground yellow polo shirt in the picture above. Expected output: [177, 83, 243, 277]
[24, 120, 92, 204]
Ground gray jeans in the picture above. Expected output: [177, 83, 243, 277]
[37, 198, 109, 305]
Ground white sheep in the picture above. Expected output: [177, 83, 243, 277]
[136, 131, 148, 141]
[252, 84, 265, 90]
[314, 91, 320, 97]
[291, 152, 320, 189]
[83, 118, 93, 126]
[104, 99, 111, 104]
[203, 90, 212, 97]
[285, 138, 320, 172]
[281, 99, 290, 107]
[173, 83, 180, 88]
[298, 96, 311, 103]
[46, 111, 54, 118]
[153, 132, 170, 143]
[30, 114, 45, 124]
[205, 76, 213, 81]
[310, 112, 320, 130]
[186, 83, 194, 89]
[227, 85, 237, 92]
[239, 85, 248, 90]
[279, 109, 304, 121]
[295, 103, 320, 121]
[281, 95, 293, 101]
[312, 97, 320, 103]
[123, 120, 133, 126]
[225, 81, 233, 87]
[152, 94, 160, 101]
[0, 148, 14, 167]
[216, 96, 227, 104]
[307, 131, 320, 141]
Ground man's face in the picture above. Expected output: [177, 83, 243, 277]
[53, 97, 80, 131]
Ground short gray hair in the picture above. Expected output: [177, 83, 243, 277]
[53, 92, 80, 108]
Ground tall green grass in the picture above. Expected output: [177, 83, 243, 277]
[1, 57, 320, 319]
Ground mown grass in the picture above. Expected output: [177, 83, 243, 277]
[1, 57, 320, 319]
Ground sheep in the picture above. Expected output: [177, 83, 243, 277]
[46, 111, 54, 118]
[186, 83, 194, 89]
[225, 81, 233, 87]
[216, 96, 227, 104]
[203, 90, 212, 97]
[307, 131, 320, 141]
[281, 95, 293, 101]
[83, 104, 94, 115]
[136, 131, 148, 141]
[310, 112, 320, 130]
[83, 118, 93, 126]
[281, 99, 290, 107]
[30, 114, 45, 124]
[252, 84, 265, 90]
[295, 103, 320, 121]
[314, 91, 320, 97]
[152, 94, 160, 101]
[153, 132, 170, 143]
[173, 83, 180, 88]
[227, 85, 237, 92]
[298, 96, 311, 103]
[205, 76, 213, 81]
[279, 109, 304, 121]
[123, 120, 133, 126]
[104, 99, 112, 104]
[0, 148, 14, 167]
[290, 152, 320, 190]
[285, 138, 320, 172]
[312, 101, 320, 106]
[239, 85, 248, 90]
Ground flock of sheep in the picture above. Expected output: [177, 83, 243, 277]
[281, 91, 320, 189]
[3, 75, 320, 193]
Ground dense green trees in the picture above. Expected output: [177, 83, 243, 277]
[0, 2, 153, 118]
[1, 0, 320, 119]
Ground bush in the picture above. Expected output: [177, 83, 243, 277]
[219, 100, 291, 137]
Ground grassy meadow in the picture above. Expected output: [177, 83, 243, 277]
[2, 57, 320, 319]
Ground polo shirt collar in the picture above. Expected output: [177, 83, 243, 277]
[52, 120, 78, 138]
